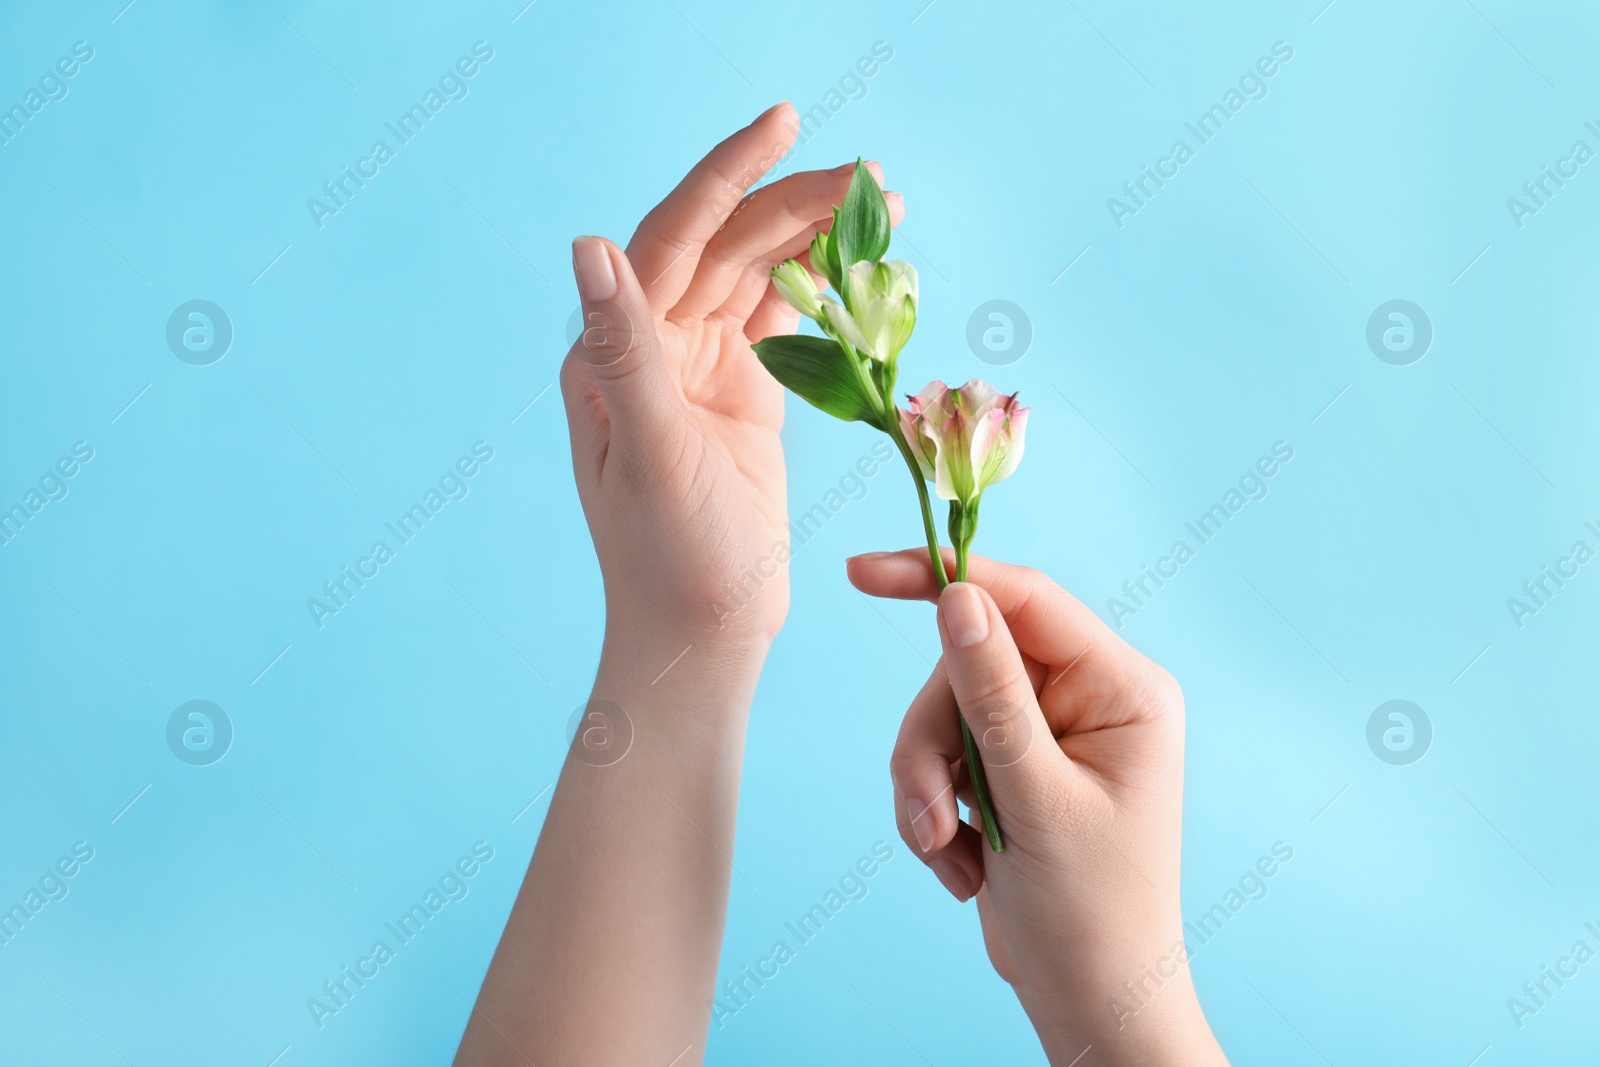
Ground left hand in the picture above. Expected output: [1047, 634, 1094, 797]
[560, 103, 903, 657]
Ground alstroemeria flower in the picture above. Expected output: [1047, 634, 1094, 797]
[750, 159, 1022, 853]
[820, 297, 876, 358]
[810, 229, 834, 283]
[772, 259, 824, 321]
[844, 259, 917, 364]
[899, 379, 1029, 502]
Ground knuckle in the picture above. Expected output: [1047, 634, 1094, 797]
[707, 164, 756, 210]
[704, 305, 745, 333]
[887, 745, 925, 792]
[968, 695, 1033, 769]
[578, 308, 650, 371]
[887, 743, 911, 781]
[960, 664, 1027, 722]
[1140, 662, 1184, 717]
[636, 219, 693, 257]
[558, 354, 587, 397]
[1156, 664, 1183, 703]
[1015, 564, 1047, 587]
[999, 567, 1045, 614]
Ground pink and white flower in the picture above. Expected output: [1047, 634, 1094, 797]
[899, 379, 1029, 503]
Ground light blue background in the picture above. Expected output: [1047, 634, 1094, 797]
[2, 1, 1597, 1064]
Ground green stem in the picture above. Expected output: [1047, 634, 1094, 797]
[951, 507, 1003, 853]
[884, 415, 950, 589]
[884, 414, 1003, 852]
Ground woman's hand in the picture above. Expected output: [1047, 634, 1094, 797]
[457, 110, 904, 1067]
[561, 103, 901, 658]
[849, 550, 1228, 1066]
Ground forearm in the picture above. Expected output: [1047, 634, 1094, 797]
[456, 630, 766, 1066]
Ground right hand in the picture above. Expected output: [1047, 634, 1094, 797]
[848, 549, 1227, 1066]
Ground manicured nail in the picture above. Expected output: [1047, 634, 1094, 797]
[942, 583, 989, 648]
[929, 858, 972, 902]
[907, 798, 936, 853]
[572, 237, 617, 301]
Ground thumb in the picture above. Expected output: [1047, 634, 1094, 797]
[937, 582, 1075, 817]
[570, 235, 681, 453]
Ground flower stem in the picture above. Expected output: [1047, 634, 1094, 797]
[951, 507, 1003, 853]
[884, 416, 949, 589]
[885, 415, 1003, 852]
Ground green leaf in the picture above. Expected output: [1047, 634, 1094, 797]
[831, 159, 891, 291]
[754, 334, 881, 424]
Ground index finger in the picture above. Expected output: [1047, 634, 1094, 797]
[625, 102, 798, 312]
[846, 548, 1136, 673]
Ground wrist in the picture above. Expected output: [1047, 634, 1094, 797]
[1024, 968, 1225, 1067]
[590, 623, 768, 741]
[598, 620, 768, 687]
[604, 585, 782, 667]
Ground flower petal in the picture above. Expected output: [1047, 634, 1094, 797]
[771, 259, 823, 319]
[956, 378, 1002, 414]
[899, 406, 937, 483]
[988, 404, 1028, 486]
[822, 299, 874, 358]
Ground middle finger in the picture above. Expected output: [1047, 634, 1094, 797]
[667, 161, 883, 323]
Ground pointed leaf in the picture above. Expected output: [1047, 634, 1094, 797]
[832, 159, 891, 290]
[753, 334, 880, 423]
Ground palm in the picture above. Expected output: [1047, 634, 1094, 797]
[645, 316, 792, 633]
[663, 314, 788, 519]
[563, 104, 899, 642]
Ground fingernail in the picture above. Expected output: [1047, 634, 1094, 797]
[942, 583, 989, 648]
[572, 237, 617, 301]
[849, 551, 892, 563]
[929, 858, 972, 902]
[906, 798, 936, 853]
